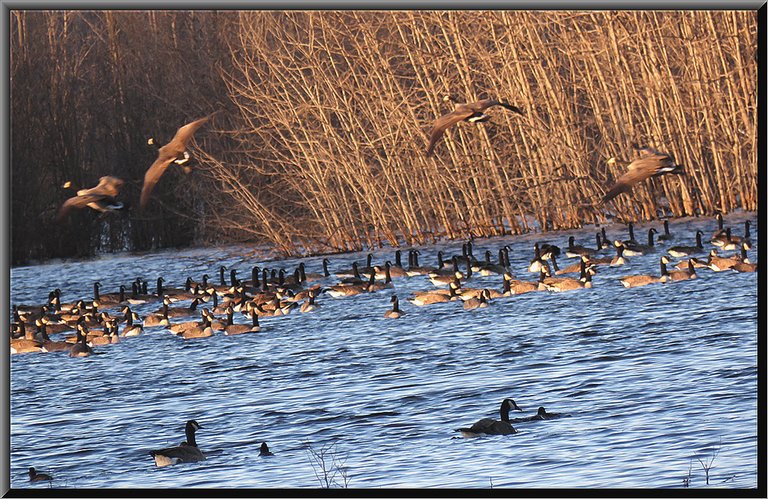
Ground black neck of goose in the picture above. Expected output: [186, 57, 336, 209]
[385, 264, 392, 283]
[131, 281, 138, 298]
[578, 259, 586, 279]
[437, 252, 445, 268]
[185, 425, 198, 447]
[502, 277, 511, 293]
[568, 236, 575, 250]
[190, 298, 199, 311]
[219, 267, 226, 286]
[157, 278, 163, 296]
[212, 292, 218, 307]
[717, 214, 723, 230]
[162, 303, 169, 319]
[497, 249, 504, 266]
[231, 269, 238, 287]
[647, 230, 655, 246]
[413, 251, 420, 267]
[467, 241, 474, 258]
[725, 228, 732, 242]
[616, 245, 624, 257]
[596, 233, 602, 250]
[392, 296, 400, 312]
[262, 269, 269, 288]
[227, 309, 234, 326]
[504, 247, 511, 267]
[745, 221, 751, 239]
[270, 269, 277, 283]
[485, 250, 491, 264]
[366, 254, 373, 267]
[395, 251, 402, 267]
[462, 243, 468, 258]
[125, 310, 133, 326]
[451, 256, 459, 273]
[299, 265, 307, 283]
[202, 275, 209, 287]
[740, 245, 748, 261]
[465, 256, 472, 278]
[141, 281, 148, 294]
[293, 269, 301, 285]
[252, 267, 260, 287]
[551, 255, 560, 272]
[186, 277, 193, 291]
[660, 259, 669, 276]
[323, 259, 330, 277]
[688, 260, 696, 273]
[94, 282, 100, 300]
[500, 402, 510, 422]
[368, 270, 375, 285]
[252, 309, 260, 327]
[119, 286, 125, 302]
[696, 232, 703, 248]
[352, 263, 360, 279]
[533, 243, 541, 259]
[628, 223, 635, 240]
[308, 293, 316, 305]
[278, 270, 285, 286]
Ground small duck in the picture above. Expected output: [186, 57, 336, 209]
[259, 442, 274, 457]
[28, 467, 53, 483]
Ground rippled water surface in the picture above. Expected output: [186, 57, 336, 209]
[10, 214, 759, 490]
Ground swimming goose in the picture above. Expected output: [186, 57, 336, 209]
[93, 282, 126, 307]
[301, 260, 331, 281]
[10, 321, 45, 355]
[140, 114, 216, 209]
[408, 281, 460, 306]
[223, 306, 261, 335]
[28, 467, 53, 483]
[299, 289, 321, 313]
[376, 260, 409, 279]
[454, 398, 522, 437]
[69, 324, 95, 357]
[406, 249, 437, 276]
[656, 220, 674, 242]
[706, 249, 739, 272]
[426, 96, 524, 157]
[622, 222, 639, 247]
[667, 230, 705, 258]
[463, 289, 491, 310]
[661, 256, 697, 282]
[540, 260, 593, 292]
[118, 307, 143, 337]
[150, 420, 206, 467]
[601, 146, 684, 204]
[731, 248, 757, 272]
[711, 227, 738, 251]
[473, 249, 507, 276]
[623, 228, 657, 256]
[619, 256, 667, 288]
[56, 176, 124, 221]
[609, 241, 628, 267]
[565, 236, 598, 258]
[501, 272, 541, 296]
[384, 295, 405, 319]
[34, 320, 71, 353]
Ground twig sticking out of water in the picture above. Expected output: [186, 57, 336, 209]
[304, 440, 350, 488]
[695, 438, 722, 485]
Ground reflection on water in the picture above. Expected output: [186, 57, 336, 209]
[10, 214, 758, 489]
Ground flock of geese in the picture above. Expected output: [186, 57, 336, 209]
[54, 96, 685, 222]
[13, 210, 756, 477]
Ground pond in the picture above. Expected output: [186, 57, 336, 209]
[9, 213, 758, 490]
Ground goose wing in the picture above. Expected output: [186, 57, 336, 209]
[140, 157, 175, 209]
[601, 158, 658, 203]
[76, 176, 124, 197]
[56, 192, 119, 221]
[426, 109, 476, 157]
[165, 115, 213, 151]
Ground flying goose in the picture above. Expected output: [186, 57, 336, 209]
[140, 114, 216, 209]
[454, 398, 522, 437]
[150, 420, 206, 467]
[56, 176, 124, 221]
[426, 96, 524, 157]
[601, 146, 684, 204]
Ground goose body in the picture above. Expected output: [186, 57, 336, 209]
[601, 146, 684, 203]
[28, 467, 53, 483]
[454, 398, 522, 437]
[140, 114, 216, 209]
[667, 231, 705, 258]
[56, 176, 124, 221]
[150, 420, 205, 467]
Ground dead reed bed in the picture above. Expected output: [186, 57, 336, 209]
[201, 10, 757, 255]
[10, 10, 757, 263]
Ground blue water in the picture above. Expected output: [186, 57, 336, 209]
[9, 214, 758, 489]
